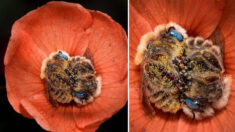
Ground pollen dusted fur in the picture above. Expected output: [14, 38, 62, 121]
[135, 22, 232, 120]
[41, 50, 102, 107]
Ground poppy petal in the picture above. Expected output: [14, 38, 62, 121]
[130, 80, 150, 132]
[145, 114, 179, 132]
[5, 1, 93, 119]
[21, 93, 81, 132]
[87, 11, 127, 85]
[5, 1, 127, 131]
[216, 0, 235, 130]
[129, 4, 152, 132]
[177, 92, 235, 132]
[5, 30, 45, 117]
[220, 0, 235, 77]
[5, 1, 92, 65]
[129, 5, 152, 71]
[129, 0, 235, 131]
[71, 11, 127, 129]
[130, 79, 181, 132]
[130, 0, 225, 38]
[176, 0, 235, 131]
[73, 79, 127, 129]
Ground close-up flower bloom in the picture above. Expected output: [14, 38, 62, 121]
[130, 0, 235, 131]
[4, 1, 127, 132]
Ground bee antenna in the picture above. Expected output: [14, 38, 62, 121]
[192, 110, 195, 121]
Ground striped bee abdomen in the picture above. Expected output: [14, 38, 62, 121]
[41, 50, 102, 107]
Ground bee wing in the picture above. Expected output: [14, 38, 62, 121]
[47, 81, 73, 104]
[140, 66, 156, 117]
[44, 80, 59, 108]
[208, 29, 225, 72]
[209, 29, 224, 58]
[186, 36, 224, 73]
[141, 48, 182, 114]
[184, 36, 224, 107]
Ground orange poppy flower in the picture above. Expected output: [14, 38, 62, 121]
[130, 0, 235, 131]
[5, 1, 127, 132]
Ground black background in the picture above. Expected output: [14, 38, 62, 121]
[0, 0, 127, 131]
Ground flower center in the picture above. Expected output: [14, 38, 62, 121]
[40, 50, 101, 107]
[135, 22, 231, 120]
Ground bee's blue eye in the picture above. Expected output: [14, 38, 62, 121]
[168, 28, 183, 42]
[58, 52, 68, 60]
[185, 98, 199, 109]
[76, 92, 84, 98]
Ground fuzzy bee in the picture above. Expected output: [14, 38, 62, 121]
[135, 22, 232, 120]
[40, 50, 101, 108]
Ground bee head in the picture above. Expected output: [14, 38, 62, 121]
[57, 51, 68, 60]
[166, 26, 183, 42]
[185, 98, 200, 110]
[75, 92, 85, 99]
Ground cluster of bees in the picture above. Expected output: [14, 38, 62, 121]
[41, 51, 101, 108]
[135, 23, 231, 120]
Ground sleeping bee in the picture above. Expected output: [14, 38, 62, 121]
[40, 50, 101, 108]
[135, 22, 232, 120]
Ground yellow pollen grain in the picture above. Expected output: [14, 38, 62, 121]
[161, 81, 166, 86]
[167, 65, 172, 71]
[159, 56, 168, 62]
[179, 63, 184, 69]
[177, 45, 184, 56]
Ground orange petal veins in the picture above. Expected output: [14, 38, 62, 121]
[129, 0, 235, 132]
[87, 11, 127, 85]
[5, 30, 46, 118]
[129, 4, 152, 132]
[5, 1, 92, 66]
[129, 5, 152, 71]
[215, 0, 235, 131]
[170, 1, 235, 130]
[5, 1, 127, 132]
[130, 0, 225, 38]
[5, 1, 92, 119]
[21, 93, 81, 132]
[72, 11, 127, 130]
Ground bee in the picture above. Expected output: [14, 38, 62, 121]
[135, 22, 232, 120]
[40, 50, 101, 108]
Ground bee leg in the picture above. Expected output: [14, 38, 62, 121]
[84, 49, 94, 65]
[48, 92, 59, 109]
[140, 69, 156, 117]
[45, 81, 59, 109]
[192, 110, 195, 121]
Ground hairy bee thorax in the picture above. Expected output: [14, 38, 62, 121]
[136, 22, 232, 120]
[40, 50, 101, 107]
